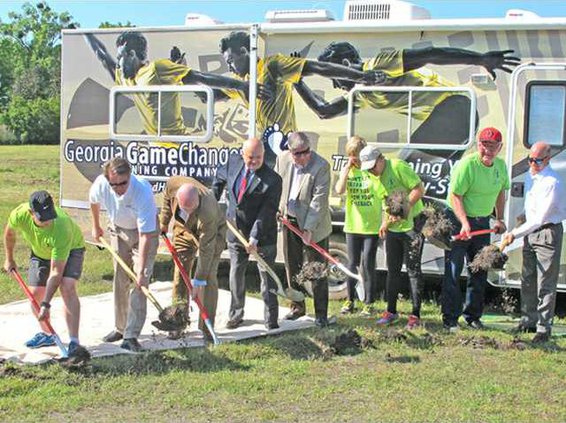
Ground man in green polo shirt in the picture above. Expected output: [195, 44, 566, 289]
[3, 191, 86, 353]
[359, 145, 426, 330]
[443, 127, 510, 331]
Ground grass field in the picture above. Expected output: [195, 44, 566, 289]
[1, 146, 565, 422]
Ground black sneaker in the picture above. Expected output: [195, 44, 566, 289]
[510, 324, 537, 334]
[532, 332, 550, 344]
[443, 323, 460, 333]
[102, 330, 123, 343]
[265, 322, 279, 330]
[466, 319, 485, 330]
[120, 338, 142, 352]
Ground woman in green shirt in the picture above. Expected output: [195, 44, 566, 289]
[336, 136, 383, 315]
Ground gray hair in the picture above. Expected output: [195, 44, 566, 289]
[103, 157, 131, 178]
[288, 132, 310, 150]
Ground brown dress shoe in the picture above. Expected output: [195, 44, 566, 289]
[225, 317, 243, 329]
[102, 330, 123, 343]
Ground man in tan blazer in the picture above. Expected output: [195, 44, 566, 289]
[160, 176, 226, 339]
[275, 131, 333, 327]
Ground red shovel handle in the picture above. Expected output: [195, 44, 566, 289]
[452, 228, 497, 241]
[10, 269, 69, 357]
[279, 217, 340, 266]
[161, 233, 210, 321]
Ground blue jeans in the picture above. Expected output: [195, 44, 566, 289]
[442, 212, 491, 326]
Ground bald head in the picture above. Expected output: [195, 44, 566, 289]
[531, 141, 551, 157]
[528, 141, 551, 175]
[176, 183, 200, 214]
[242, 137, 264, 171]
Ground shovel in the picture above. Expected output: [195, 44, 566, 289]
[279, 217, 365, 301]
[98, 237, 187, 332]
[10, 269, 68, 358]
[161, 232, 221, 345]
[225, 220, 305, 303]
[429, 228, 497, 251]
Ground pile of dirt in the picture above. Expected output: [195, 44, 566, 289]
[469, 245, 508, 273]
[385, 190, 409, 218]
[151, 304, 190, 332]
[59, 345, 92, 369]
[458, 335, 501, 349]
[313, 329, 372, 359]
[421, 206, 454, 250]
[505, 337, 528, 351]
[379, 328, 408, 343]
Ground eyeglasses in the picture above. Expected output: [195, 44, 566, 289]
[527, 156, 548, 165]
[109, 180, 128, 188]
[479, 141, 501, 149]
[291, 148, 310, 157]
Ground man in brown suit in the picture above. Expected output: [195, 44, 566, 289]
[275, 131, 333, 327]
[160, 176, 226, 339]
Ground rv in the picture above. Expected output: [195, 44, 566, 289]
[60, 0, 566, 298]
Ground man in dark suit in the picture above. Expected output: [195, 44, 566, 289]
[160, 176, 226, 340]
[275, 131, 333, 327]
[212, 137, 283, 330]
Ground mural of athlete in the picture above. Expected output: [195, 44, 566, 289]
[217, 31, 386, 159]
[85, 32, 264, 136]
[295, 42, 520, 145]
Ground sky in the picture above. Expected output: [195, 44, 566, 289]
[1, 0, 566, 29]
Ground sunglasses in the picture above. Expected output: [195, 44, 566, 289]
[291, 148, 311, 157]
[527, 156, 547, 165]
[109, 180, 129, 188]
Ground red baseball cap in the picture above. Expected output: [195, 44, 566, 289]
[479, 127, 502, 143]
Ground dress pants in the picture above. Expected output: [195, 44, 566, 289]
[227, 242, 278, 326]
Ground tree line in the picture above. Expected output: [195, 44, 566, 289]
[0, 1, 132, 144]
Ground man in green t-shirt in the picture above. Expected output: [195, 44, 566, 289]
[359, 146, 426, 329]
[3, 191, 86, 354]
[443, 127, 510, 332]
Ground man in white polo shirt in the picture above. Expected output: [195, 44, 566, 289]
[503, 141, 566, 343]
[90, 157, 159, 352]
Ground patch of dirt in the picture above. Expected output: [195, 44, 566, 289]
[378, 328, 408, 343]
[151, 304, 189, 332]
[505, 337, 529, 351]
[59, 345, 92, 370]
[469, 245, 508, 273]
[458, 335, 501, 349]
[312, 329, 372, 359]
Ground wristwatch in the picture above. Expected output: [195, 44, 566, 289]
[40, 301, 51, 309]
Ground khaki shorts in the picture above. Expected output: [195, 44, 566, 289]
[28, 248, 85, 287]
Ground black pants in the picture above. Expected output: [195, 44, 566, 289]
[346, 233, 379, 304]
[283, 224, 329, 320]
[385, 230, 425, 317]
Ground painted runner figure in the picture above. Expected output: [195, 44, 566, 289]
[3, 191, 85, 354]
[503, 141, 566, 343]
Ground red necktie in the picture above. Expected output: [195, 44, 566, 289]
[237, 169, 250, 203]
